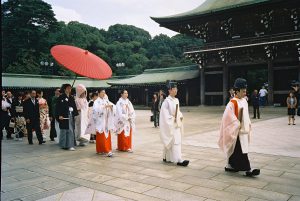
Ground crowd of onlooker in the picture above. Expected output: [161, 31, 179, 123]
[227, 81, 300, 125]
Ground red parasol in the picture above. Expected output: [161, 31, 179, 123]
[51, 45, 112, 85]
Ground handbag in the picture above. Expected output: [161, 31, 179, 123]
[9, 119, 15, 128]
[150, 115, 154, 122]
[15, 106, 23, 113]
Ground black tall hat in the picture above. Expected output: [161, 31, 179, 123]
[234, 78, 247, 89]
[166, 80, 177, 89]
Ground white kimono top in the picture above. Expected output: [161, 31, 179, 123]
[115, 98, 136, 136]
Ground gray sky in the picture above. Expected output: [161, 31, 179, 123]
[43, 0, 205, 37]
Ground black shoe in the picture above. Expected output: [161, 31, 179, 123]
[177, 160, 189, 167]
[29, 142, 33, 145]
[163, 158, 171, 163]
[225, 167, 239, 172]
[245, 169, 260, 177]
[50, 139, 55, 141]
[39, 141, 46, 145]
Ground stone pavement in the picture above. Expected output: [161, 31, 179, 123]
[1, 107, 300, 201]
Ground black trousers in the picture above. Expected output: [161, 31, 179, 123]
[26, 120, 43, 143]
[253, 105, 260, 118]
[229, 136, 251, 171]
[0, 113, 13, 139]
[49, 117, 57, 140]
[153, 111, 159, 127]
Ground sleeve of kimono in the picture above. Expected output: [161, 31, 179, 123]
[117, 102, 128, 121]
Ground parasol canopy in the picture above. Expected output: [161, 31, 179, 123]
[51, 45, 112, 80]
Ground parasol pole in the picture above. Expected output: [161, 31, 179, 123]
[71, 74, 78, 87]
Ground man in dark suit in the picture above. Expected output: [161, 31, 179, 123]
[23, 90, 45, 145]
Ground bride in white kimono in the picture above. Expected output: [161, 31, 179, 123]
[159, 81, 189, 167]
[74, 84, 89, 146]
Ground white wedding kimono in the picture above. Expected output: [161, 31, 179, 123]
[74, 84, 89, 144]
[92, 96, 115, 137]
[159, 95, 184, 163]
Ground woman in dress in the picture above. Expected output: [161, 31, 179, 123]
[287, 91, 297, 125]
[37, 90, 50, 140]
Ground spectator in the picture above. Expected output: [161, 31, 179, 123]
[23, 90, 45, 145]
[287, 91, 297, 125]
[37, 90, 50, 140]
[151, 93, 159, 128]
[259, 86, 268, 107]
[5, 91, 14, 139]
[12, 92, 26, 141]
[1, 90, 12, 140]
[49, 88, 61, 141]
[251, 90, 260, 119]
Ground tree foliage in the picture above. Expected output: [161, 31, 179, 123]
[2, 0, 203, 76]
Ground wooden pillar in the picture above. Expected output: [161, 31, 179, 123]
[145, 88, 149, 106]
[268, 60, 274, 105]
[298, 63, 300, 82]
[185, 84, 189, 106]
[200, 67, 205, 105]
[223, 64, 229, 105]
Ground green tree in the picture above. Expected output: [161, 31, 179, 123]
[2, 0, 58, 72]
[6, 49, 40, 74]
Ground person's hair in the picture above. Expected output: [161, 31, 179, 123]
[17, 92, 24, 98]
[36, 90, 43, 95]
[98, 88, 105, 93]
[91, 92, 98, 98]
[289, 91, 295, 97]
[152, 93, 158, 101]
[31, 90, 36, 93]
[120, 89, 127, 96]
[61, 84, 71, 92]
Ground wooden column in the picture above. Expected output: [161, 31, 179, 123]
[185, 84, 189, 106]
[145, 88, 149, 106]
[268, 60, 274, 105]
[200, 67, 205, 105]
[223, 64, 229, 105]
[298, 63, 300, 82]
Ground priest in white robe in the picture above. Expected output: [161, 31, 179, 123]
[218, 78, 260, 177]
[159, 81, 189, 167]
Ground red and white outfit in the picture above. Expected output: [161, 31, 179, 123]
[115, 97, 135, 152]
[92, 96, 115, 156]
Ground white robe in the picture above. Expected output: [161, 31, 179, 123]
[159, 95, 184, 163]
[115, 98, 136, 136]
[218, 97, 251, 159]
[90, 97, 115, 138]
[74, 85, 89, 143]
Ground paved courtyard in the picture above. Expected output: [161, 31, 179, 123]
[1, 106, 300, 201]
